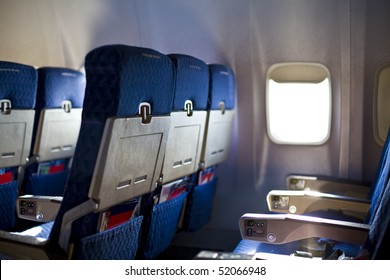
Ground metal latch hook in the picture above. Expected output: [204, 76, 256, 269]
[138, 102, 152, 124]
[61, 100, 72, 113]
[184, 100, 193, 117]
[219, 101, 226, 115]
[0, 99, 12, 115]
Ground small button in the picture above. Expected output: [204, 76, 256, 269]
[289, 205, 297, 213]
[36, 212, 44, 221]
[267, 233, 276, 242]
[256, 221, 265, 227]
[247, 228, 253, 236]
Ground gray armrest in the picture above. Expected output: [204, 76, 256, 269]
[0, 230, 50, 259]
[239, 213, 370, 245]
[267, 190, 370, 220]
[287, 175, 370, 198]
[17, 195, 63, 222]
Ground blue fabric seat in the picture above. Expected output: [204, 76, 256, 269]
[47, 45, 175, 259]
[0, 61, 37, 230]
[199, 63, 235, 169]
[22, 67, 85, 196]
[140, 54, 209, 259]
[183, 64, 236, 231]
[161, 53, 209, 183]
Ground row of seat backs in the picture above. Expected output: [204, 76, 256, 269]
[0, 62, 85, 230]
[162, 55, 235, 183]
[46, 45, 235, 259]
[137, 55, 236, 259]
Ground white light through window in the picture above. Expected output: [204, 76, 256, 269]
[266, 63, 331, 145]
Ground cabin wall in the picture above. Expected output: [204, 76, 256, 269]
[1, 0, 390, 235]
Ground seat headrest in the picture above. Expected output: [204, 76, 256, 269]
[36, 67, 86, 111]
[0, 61, 37, 109]
[84, 45, 175, 121]
[168, 54, 209, 111]
[208, 64, 235, 110]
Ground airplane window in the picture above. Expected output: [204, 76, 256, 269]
[266, 63, 331, 145]
[375, 66, 390, 146]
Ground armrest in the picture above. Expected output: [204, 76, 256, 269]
[239, 213, 370, 245]
[267, 190, 370, 220]
[287, 175, 370, 198]
[0, 230, 50, 259]
[17, 195, 63, 222]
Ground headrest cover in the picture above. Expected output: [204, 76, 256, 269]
[84, 45, 175, 121]
[168, 54, 209, 111]
[36, 67, 86, 110]
[208, 64, 235, 110]
[0, 61, 37, 109]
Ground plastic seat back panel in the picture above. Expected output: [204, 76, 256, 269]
[89, 116, 171, 211]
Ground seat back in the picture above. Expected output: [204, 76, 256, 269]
[0, 61, 37, 230]
[49, 45, 175, 259]
[367, 170, 390, 259]
[366, 128, 390, 223]
[180, 64, 236, 232]
[162, 54, 209, 183]
[22, 67, 85, 197]
[365, 128, 390, 259]
[201, 64, 235, 168]
[139, 54, 209, 259]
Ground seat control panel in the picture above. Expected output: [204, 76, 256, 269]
[17, 195, 63, 222]
[240, 213, 370, 245]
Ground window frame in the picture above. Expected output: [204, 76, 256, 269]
[374, 64, 390, 146]
[265, 62, 332, 145]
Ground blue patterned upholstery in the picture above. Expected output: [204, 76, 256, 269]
[0, 61, 37, 230]
[208, 64, 235, 110]
[367, 129, 390, 224]
[0, 61, 37, 109]
[78, 216, 143, 260]
[184, 177, 217, 231]
[168, 54, 209, 111]
[366, 173, 390, 259]
[143, 193, 187, 259]
[35, 67, 85, 110]
[24, 171, 70, 196]
[0, 182, 18, 230]
[49, 45, 175, 259]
